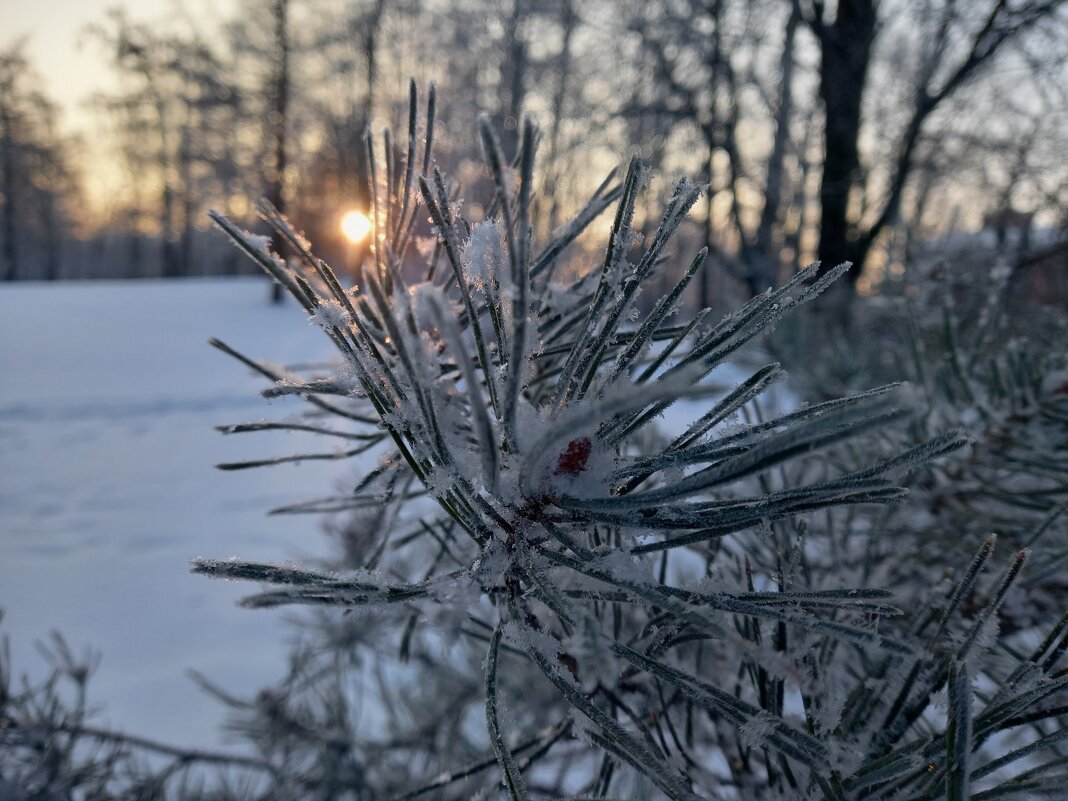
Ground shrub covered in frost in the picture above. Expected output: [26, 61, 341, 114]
[0, 616, 281, 799]
[895, 262, 1068, 612]
[769, 252, 1068, 653]
[183, 86, 1068, 799]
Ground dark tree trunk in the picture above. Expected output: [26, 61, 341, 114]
[266, 0, 290, 303]
[353, 0, 386, 285]
[127, 222, 142, 279]
[357, 1, 385, 211]
[1, 106, 18, 281]
[364, 0, 386, 121]
[700, 139, 715, 310]
[545, 0, 577, 234]
[754, 3, 799, 281]
[178, 119, 194, 278]
[154, 94, 181, 279]
[42, 116, 61, 280]
[498, 0, 528, 158]
[816, 0, 877, 281]
[43, 193, 59, 280]
[160, 176, 181, 278]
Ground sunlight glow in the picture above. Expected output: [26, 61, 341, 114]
[340, 210, 372, 244]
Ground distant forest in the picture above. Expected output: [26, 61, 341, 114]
[2, 0, 1066, 300]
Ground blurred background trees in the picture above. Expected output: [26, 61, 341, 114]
[0, 42, 79, 282]
[2, 0, 1066, 306]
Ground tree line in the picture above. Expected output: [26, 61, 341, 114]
[1, 0, 1065, 299]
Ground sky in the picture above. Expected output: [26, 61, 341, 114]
[2, 0, 233, 210]
[5, 0, 169, 125]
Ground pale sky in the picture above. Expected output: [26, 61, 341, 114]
[1, 0, 234, 210]
[5, 0, 169, 125]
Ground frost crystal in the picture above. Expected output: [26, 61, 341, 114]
[460, 218, 506, 291]
[308, 299, 349, 330]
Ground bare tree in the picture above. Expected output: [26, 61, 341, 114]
[265, 0, 291, 301]
[91, 11, 244, 280]
[94, 14, 182, 278]
[625, 0, 805, 300]
[0, 42, 77, 281]
[796, 0, 1068, 284]
[298, 0, 389, 265]
[0, 50, 19, 281]
[543, 0, 579, 232]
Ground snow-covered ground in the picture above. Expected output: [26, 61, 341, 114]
[0, 276, 791, 757]
[0, 277, 353, 752]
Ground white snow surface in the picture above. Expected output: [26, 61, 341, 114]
[0, 277, 348, 752]
[0, 276, 795, 757]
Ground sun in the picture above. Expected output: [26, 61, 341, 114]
[340, 209, 372, 244]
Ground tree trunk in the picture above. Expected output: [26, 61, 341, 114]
[364, 0, 386, 121]
[545, 0, 577, 234]
[816, 0, 877, 282]
[127, 219, 142, 279]
[267, 0, 290, 303]
[160, 169, 180, 278]
[178, 114, 194, 278]
[142, 74, 180, 279]
[42, 116, 61, 280]
[1, 105, 18, 281]
[498, 0, 528, 158]
[43, 191, 60, 280]
[700, 139, 715, 310]
[754, 3, 799, 284]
